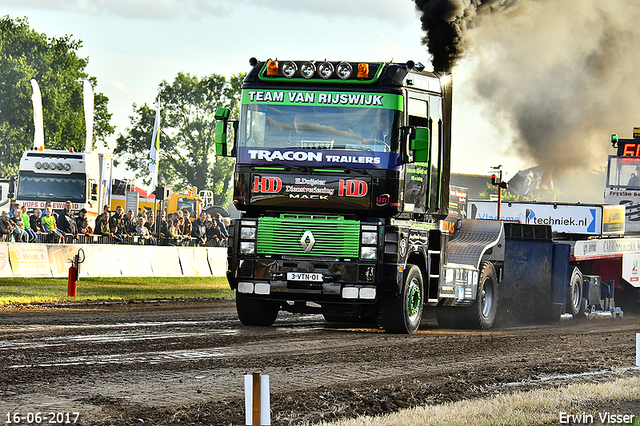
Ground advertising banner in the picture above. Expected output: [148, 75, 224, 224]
[151, 249, 181, 276]
[0, 244, 12, 277]
[469, 201, 602, 236]
[119, 245, 153, 276]
[8, 243, 51, 277]
[178, 247, 211, 277]
[622, 253, 640, 288]
[207, 247, 227, 277]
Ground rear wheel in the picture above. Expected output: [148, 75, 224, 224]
[236, 291, 279, 326]
[565, 267, 583, 316]
[381, 264, 424, 334]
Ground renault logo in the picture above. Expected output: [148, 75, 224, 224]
[300, 230, 316, 252]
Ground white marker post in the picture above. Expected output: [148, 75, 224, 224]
[245, 373, 270, 426]
[637, 333, 639, 367]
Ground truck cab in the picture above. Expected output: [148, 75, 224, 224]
[216, 59, 456, 333]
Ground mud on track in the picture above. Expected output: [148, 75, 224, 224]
[0, 299, 638, 425]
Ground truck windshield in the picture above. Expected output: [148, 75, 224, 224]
[238, 104, 401, 153]
[17, 172, 86, 202]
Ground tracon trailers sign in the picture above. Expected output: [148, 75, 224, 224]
[468, 201, 602, 235]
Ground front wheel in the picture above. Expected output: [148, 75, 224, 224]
[462, 262, 498, 329]
[381, 264, 424, 334]
[236, 291, 279, 326]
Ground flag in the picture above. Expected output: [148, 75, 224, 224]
[149, 98, 161, 193]
[82, 78, 94, 152]
[30, 79, 44, 150]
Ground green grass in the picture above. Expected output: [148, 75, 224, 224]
[0, 276, 235, 305]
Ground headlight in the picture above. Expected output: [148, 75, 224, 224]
[360, 246, 377, 260]
[300, 61, 316, 79]
[241, 227, 256, 240]
[336, 62, 353, 80]
[317, 62, 334, 79]
[282, 61, 297, 78]
[361, 232, 377, 245]
[240, 241, 256, 255]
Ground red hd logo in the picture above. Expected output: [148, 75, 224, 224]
[253, 176, 282, 193]
[338, 180, 368, 197]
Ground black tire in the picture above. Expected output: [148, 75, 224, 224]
[236, 291, 279, 326]
[461, 262, 498, 329]
[380, 264, 424, 334]
[565, 267, 583, 316]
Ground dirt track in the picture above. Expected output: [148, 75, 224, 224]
[0, 299, 639, 425]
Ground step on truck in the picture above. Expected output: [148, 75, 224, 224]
[215, 58, 571, 333]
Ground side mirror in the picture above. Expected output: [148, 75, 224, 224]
[215, 107, 231, 157]
[410, 127, 430, 163]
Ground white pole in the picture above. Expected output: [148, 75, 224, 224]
[636, 333, 639, 367]
[244, 373, 270, 425]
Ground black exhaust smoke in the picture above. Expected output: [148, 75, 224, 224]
[413, 0, 519, 72]
[412, 0, 640, 202]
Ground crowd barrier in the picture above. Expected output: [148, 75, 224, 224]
[0, 242, 227, 278]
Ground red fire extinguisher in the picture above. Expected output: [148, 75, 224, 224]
[68, 248, 85, 297]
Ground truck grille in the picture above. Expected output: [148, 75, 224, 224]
[257, 215, 360, 258]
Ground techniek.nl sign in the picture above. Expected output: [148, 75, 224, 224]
[469, 202, 601, 235]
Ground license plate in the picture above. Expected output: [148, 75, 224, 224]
[287, 272, 323, 282]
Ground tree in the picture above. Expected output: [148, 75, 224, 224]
[114, 72, 244, 207]
[0, 16, 114, 176]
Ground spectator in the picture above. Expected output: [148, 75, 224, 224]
[57, 200, 78, 237]
[79, 218, 93, 235]
[41, 207, 64, 243]
[109, 206, 128, 238]
[19, 205, 36, 242]
[145, 212, 157, 237]
[30, 208, 44, 236]
[124, 210, 137, 235]
[136, 217, 156, 245]
[205, 219, 222, 246]
[10, 208, 29, 242]
[110, 224, 124, 243]
[216, 213, 229, 240]
[157, 210, 169, 239]
[191, 212, 208, 246]
[181, 210, 193, 237]
[102, 204, 111, 218]
[94, 212, 111, 236]
[0, 211, 17, 242]
[40, 201, 58, 220]
[75, 208, 88, 231]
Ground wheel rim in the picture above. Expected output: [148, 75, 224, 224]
[407, 279, 421, 320]
[480, 277, 494, 318]
[571, 278, 580, 310]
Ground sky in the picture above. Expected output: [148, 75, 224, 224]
[2, 0, 586, 185]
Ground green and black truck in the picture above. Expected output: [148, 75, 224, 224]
[215, 58, 572, 333]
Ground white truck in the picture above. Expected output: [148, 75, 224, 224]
[15, 150, 114, 221]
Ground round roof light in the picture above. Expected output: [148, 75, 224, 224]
[35, 162, 42, 169]
[317, 62, 334, 79]
[64, 163, 71, 171]
[336, 62, 353, 80]
[42, 162, 49, 170]
[49, 162, 56, 170]
[300, 62, 316, 79]
[57, 163, 64, 170]
[282, 61, 297, 78]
